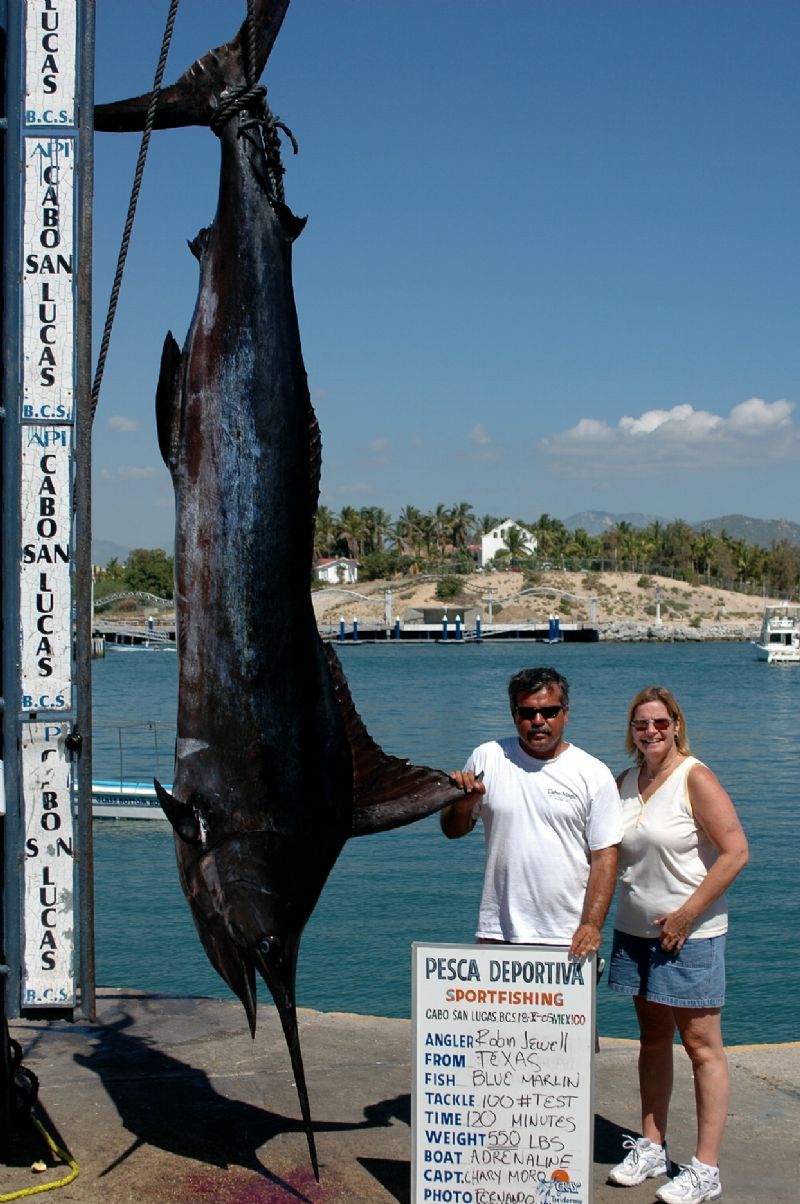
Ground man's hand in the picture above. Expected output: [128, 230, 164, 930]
[440, 771, 485, 838]
[569, 845, 618, 959]
[570, 923, 602, 959]
[447, 770, 486, 796]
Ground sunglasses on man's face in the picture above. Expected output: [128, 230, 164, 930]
[516, 705, 565, 721]
[630, 717, 672, 732]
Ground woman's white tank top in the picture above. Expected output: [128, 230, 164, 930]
[615, 756, 728, 939]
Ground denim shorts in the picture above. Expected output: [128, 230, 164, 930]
[607, 929, 726, 1008]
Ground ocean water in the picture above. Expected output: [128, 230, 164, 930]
[91, 639, 799, 1045]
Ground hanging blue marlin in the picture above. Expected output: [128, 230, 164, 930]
[96, 0, 465, 1178]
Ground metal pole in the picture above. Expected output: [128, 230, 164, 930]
[2, 0, 24, 1022]
[75, 0, 96, 1021]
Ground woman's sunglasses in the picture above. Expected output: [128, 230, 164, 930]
[630, 718, 673, 732]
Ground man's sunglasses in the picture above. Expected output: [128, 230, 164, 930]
[630, 718, 672, 732]
[516, 705, 565, 720]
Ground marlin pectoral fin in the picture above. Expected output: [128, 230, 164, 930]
[322, 646, 469, 837]
[154, 779, 202, 844]
[155, 332, 183, 470]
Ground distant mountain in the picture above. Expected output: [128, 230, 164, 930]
[564, 510, 668, 536]
[92, 539, 130, 567]
[563, 509, 800, 548]
[692, 514, 800, 549]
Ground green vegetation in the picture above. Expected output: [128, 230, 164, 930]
[94, 548, 174, 603]
[435, 576, 465, 602]
[308, 507, 800, 598]
[95, 509, 800, 604]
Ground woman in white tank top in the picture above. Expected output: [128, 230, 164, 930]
[606, 686, 748, 1204]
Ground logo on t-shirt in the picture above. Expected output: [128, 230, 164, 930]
[547, 788, 579, 804]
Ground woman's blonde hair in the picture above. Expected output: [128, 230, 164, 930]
[625, 685, 691, 766]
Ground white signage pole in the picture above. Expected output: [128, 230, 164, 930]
[412, 943, 596, 1204]
[1, 0, 94, 1018]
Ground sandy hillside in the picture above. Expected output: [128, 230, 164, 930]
[312, 569, 773, 631]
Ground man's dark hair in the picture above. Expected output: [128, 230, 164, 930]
[507, 667, 570, 712]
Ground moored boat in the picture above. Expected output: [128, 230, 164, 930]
[92, 780, 168, 819]
[754, 603, 800, 663]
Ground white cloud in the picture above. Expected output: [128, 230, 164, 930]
[727, 396, 793, 434]
[557, 417, 615, 444]
[107, 415, 140, 433]
[468, 423, 491, 446]
[540, 397, 799, 477]
[367, 437, 389, 464]
[462, 422, 500, 462]
[618, 404, 722, 439]
[327, 480, 373, 499]
[100, 465, 161, 481]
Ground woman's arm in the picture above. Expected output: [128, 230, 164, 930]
[653, 763, 749, 951]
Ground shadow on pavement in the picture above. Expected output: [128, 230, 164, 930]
[595, 1112, 633, 1166]
[72, 1009, 407, 1197]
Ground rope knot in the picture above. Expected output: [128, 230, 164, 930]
[209, 82, 267, 135]
[211, 83, 298, 205]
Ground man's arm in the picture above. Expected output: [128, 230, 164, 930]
[569, 844, 618, 958]
[440, 770, 485, 839]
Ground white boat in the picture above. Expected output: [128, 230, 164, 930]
[754, 603, 800, 663]
[105, 637, 177, 652]
[91, 780, 168, 820]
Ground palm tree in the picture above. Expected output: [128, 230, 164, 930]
[359, 506, 391, 555]
[395, 505, 423, 556]
[431, 504, 450, 557]
[613, 521, 637, 571]
[336, 506, 365, 559]
[419, 514, 437, 560]
[533, 514, 568, 560]
[503, 525, 531, 566]
[448, 501, 475, 550]
[693, 530, 717, 584]
[313, 505, 336, 560]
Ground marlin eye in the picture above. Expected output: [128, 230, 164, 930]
[257, 936, 274, 956]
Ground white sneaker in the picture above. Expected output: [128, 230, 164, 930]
[608, 1135, 669, 1186]
[655, 1158, 722, 1204]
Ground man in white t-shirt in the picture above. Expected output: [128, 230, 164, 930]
[441, 666, 622, 957]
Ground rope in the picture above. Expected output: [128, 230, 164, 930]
[0, 1116, 79, 1200]
[90, 0, 180, 422]
[209, 0, 297, 203]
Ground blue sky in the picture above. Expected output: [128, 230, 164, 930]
[91, 0, 800, 551]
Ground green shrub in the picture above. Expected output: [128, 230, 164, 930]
[436, 576, 464, 602]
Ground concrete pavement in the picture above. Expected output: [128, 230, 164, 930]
[4, 989, 798, 1202]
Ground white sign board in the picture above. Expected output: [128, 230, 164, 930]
[25, 0, 77, 126]
[22, 135, 75, 420]
[20, 430, 73, 709]
[21, 721, 76, 1007]
[413, 943, 595, 1204]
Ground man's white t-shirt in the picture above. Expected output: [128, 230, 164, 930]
[465, 737, 623, 945]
